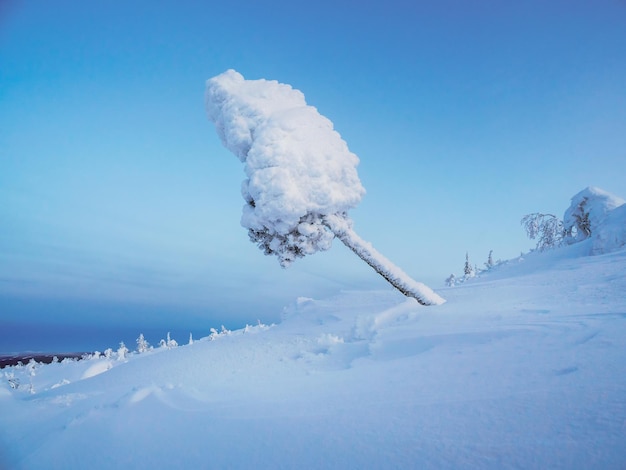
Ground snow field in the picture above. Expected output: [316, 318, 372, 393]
[1, 244, 626, 469]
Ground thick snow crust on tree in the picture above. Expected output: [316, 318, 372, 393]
[206, 70, 365, 266]
[563, 186, 625, 244]
[591, 203, 626, 254]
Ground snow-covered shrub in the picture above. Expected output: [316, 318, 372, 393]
[159, 332, 178, 349]
[26, 358, 38, 377]
[242, 321, 272, 334]
[521, 213, 564, 251]
[117, 342, 129, 361]
[208, 326, 231, 341]
[136, 334, 150, 353]
[563, 187, 625, 244]
[5, 371, 20, 390]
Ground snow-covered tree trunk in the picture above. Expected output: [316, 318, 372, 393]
[324, 215, 445, 306]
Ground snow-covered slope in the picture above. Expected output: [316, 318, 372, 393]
[2, 244, 626, 469]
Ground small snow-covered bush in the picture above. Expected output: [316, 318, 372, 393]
[159, 332, 178, 349]
[136, 334, 150, 353]
[117, 342, 129, 361]
[521, 213, 564, 251]
[209, 326, 231, 341]
[243, 321, 271, 334]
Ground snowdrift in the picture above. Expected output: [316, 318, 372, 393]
[592, 203, 626, 254]
[564, 186, 625, 248]
[2, 244, 626, 469]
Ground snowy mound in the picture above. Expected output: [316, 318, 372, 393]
[564, 186, 625, 244]
[2, 248, 626, 468]
[206, 70, 365, 266]
[592, 203, 626, 254]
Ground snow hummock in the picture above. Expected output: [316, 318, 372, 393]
[564, 186, 625, 244]
[2, 245, 626, 469]
[206, 70, 365, 266]
[592, 203, 626, 254]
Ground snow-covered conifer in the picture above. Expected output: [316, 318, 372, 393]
[205, 70, 444, 306]
[485, 250, 494, 269]
[27, 359, 38, 377]
[188, 333, 194, 345]
[117, 342, 129, 361]
[136, 334, 150, 353]
[159, 332, 178, 349]
[445, 274, 456, 287]
[209, 328, 219, 341]
[464, 252, 474, 278]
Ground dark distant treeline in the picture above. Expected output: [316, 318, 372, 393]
[0, 353, 87, 369]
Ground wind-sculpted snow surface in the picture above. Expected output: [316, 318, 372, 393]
[205, 70, 443, 305]
[2, 245, 626, 469]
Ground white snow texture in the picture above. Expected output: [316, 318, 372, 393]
[205, 70, 365, 266]
[2, 242, 626, 469]
[564, 186, 625, 244]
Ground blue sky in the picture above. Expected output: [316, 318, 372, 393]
[2, 0, 626, 352]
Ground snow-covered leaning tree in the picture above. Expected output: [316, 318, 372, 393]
[205, 70, 444, 306]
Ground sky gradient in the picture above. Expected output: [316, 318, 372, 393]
[2, 0, 626, 352]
